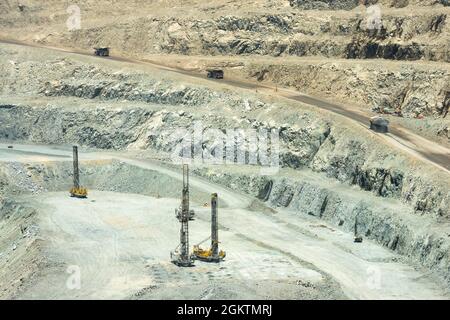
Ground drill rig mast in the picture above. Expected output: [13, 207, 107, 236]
[171, 164, 194, 267]
[193, 193, 226, 262]
[69, 146, 88, 198]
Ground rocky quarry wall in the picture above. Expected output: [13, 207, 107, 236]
[289, 0, 449, 10]
[62, 9, 449, 62]
[246, 61, 450, 118]
[2, 1, 448, 62]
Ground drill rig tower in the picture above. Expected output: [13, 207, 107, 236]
[193, 193, 226, 262]
[171, 164, 194, 267]
[69, 146, 88, 198]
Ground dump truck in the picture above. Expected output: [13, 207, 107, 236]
[369, 116, 389, 133]
[94, 47, 110, 57]
[207, 69, 224, 79]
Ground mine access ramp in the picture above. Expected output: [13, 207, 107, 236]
[369, 116, 389, 133]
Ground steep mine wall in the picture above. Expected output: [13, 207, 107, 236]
[289, 0, 360, 10]
[60, 10, 449, 62]
[246, 61, 450, 118]
[0, 199, 43, 299]
[289, 0, 449, 9]
[3, 1, 447, 62]
[0, 169, 43, 299]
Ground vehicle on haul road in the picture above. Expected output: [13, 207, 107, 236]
[369, 116, 389, 133]
[94, 47, 110, 57]
[207, 69, 224, 79]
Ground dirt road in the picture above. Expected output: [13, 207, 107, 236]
[1, 143, 448, 299]
[0, 39, 449, 174]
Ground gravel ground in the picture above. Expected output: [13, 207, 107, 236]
[0, 146, 448, 299]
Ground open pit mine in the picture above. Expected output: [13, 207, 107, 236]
[0, 0, 449, 301]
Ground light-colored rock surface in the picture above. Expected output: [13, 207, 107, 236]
[0, 0, 449, 300]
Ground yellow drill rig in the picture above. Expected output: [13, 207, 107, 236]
[70, 186, 88, 198]
[192, 193, 225, 262]
[192, 242, 226, 262]
[70, 146, 88, 199]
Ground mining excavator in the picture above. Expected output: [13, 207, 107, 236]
[192, 193, 226, 262]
